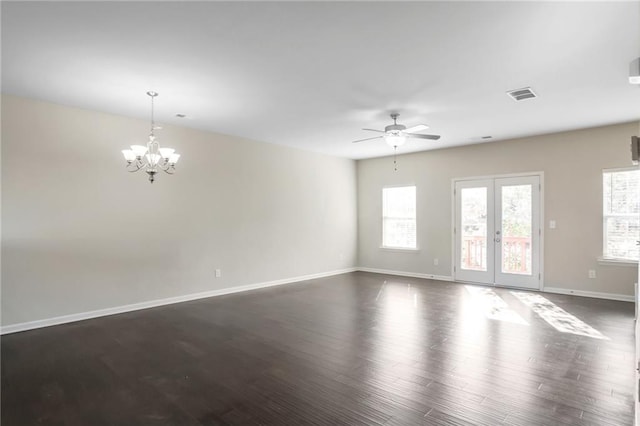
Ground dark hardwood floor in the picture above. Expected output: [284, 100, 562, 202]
[1, 272, 635, 425]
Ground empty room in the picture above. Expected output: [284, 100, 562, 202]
[2, 1, 640, 425]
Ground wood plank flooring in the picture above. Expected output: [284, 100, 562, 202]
[1, 272, 635, 425]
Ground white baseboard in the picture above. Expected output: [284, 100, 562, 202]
[358, 268, 634, 302]
[357, 267, 454, 282]
[542, 286, 634, 302]
[4, 268, 632, 335]
[0, 267, 358, 335]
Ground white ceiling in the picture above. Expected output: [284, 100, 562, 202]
[2, 1, 640, 159]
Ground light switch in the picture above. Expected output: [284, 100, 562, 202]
[549, 220, 556, 229]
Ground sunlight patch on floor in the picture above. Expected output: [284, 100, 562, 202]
[511, 292, 608, 340]
[465, 286, 529, 326]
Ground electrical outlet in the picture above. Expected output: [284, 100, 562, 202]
[215, 269, 222, 278]
[433, 258, 439, 266]
[588, 269, 596, 279]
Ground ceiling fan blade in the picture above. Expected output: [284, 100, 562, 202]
[362, 128, 386, 133]
[406, 133, 441, 140]
[404, 124, 428, 133]
[352, 136, 383, 143]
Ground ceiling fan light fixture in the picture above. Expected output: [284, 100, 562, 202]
[385, 134, 406, 147]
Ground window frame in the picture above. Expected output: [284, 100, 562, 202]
[601, 167, 640, 263]
[381, 184, 418, 251]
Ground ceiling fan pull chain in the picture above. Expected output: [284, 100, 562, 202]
[393, 146, 398, 171]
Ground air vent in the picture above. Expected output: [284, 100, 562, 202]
[507, 87, 537, 101]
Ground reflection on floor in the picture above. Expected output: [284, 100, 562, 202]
[465, 285, 529, 326]
[511, 291, 608, 340]
[463, 284, 608, 340]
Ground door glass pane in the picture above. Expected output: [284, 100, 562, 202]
[501, 185, 532, 275]
[461, 187, 487, 271]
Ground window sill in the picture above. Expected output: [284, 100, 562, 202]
[380, 246, 420, 253]
[597, 257, 638, 267]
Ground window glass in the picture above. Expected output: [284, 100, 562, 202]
[603, 169, 640, 261]
[382, 186, 416, 249]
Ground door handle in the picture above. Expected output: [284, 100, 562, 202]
[495, 238, 501, 243]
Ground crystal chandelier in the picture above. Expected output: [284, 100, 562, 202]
[121, 91, 180, 183]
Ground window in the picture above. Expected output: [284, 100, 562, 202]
[603, 168, 640, 261]
[382, 186, 417, 249]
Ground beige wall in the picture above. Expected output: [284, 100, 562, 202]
[2, 94, 636, 328]
[1, 95, 358, 326]
[357, 122, 640, 297]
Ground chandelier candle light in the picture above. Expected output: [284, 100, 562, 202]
[121, 91, 180, 183]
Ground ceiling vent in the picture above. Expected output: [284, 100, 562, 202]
[507, 87, 537, 101]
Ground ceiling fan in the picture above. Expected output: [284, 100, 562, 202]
[353, 113, 441, 147]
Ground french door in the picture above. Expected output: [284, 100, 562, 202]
[454, 175, 541, 290]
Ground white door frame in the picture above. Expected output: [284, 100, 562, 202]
[451, 171, 545, 290]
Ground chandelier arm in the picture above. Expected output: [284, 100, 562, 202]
[157, 159, 178, 173]
[125, 162, 144, 172]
